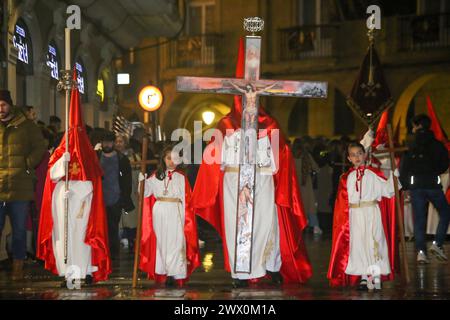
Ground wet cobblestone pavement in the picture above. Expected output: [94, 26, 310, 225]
[0, 214, 448, 300]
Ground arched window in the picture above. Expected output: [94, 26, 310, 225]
[74, 59, 88, 102]
[13, 18, 33, 76]
[0, 44, 6, 86]
[46, 40, 60, 81]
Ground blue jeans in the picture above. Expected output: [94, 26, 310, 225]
[308, 213, 320, 228]
[0, 201, 29, 260]
[410, 189, 450, 252]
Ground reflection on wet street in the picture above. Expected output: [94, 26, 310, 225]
[0, 214, 448, 300]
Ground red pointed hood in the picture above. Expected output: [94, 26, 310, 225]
[49, 70, 103, 180]
[37, 69, 111, 283]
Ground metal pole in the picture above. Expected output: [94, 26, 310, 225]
[64, 87, 69, 264]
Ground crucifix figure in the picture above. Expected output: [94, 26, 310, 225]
[177, 18, 327, 274]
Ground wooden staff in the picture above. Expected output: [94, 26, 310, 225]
[373, 124, 410, 284]
[131, 118, 158, 288]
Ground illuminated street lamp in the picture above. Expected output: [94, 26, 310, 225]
[202, 110, 215, 125]
[138, 85, 163, 112]
[117, 73, 130, 85]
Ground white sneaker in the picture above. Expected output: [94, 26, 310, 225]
[417, 250, 429, 264]
[120, 238, 129, 249]
[313, 226, 323, 235]
[367, 276, 381, 291]
[429, 242, 448, 261]
[198, 239, 205, 248]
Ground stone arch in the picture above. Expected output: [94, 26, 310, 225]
[265, 97, 296, 137]
[393, 72, 450, 142]
[41, 15, 65, 123]
[95, 43, 119, 129]
[9, 3, 43, 75]
[393, 73, 439, 142]
[9, 3, 46, 119]
[288, 99, 308, 137]
[270, 82, 362, 139]
[75, 23, 98, 103]
[74, 44, 98, 127]
[163, 93, 232, 136]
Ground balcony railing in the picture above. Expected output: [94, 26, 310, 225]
[279, 24, 338, 61]
[399, 13, 450, 51]
[166, 34, 223, 68]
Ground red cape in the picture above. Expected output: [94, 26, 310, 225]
[327, 166, 398, 287]
[139, 170, 200, 283]
[191, 38, 312, 283]
[37, 71, 111, 282]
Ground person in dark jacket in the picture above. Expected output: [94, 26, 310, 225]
[399, 114, 450, 263]
[97, 131, 134, 260]
[0, 90, 46, 280]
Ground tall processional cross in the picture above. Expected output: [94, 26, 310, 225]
[177, 17, 328, 273]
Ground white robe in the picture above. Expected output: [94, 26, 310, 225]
[50, 157, 97, 279]
[345, 169, 394, 276]
[361, 129, 415, 238]
[426, 171, 450, 235]
[222, 130, 281, 280]
[144, 171, 187, 279]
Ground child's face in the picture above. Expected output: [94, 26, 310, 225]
[347, 146, 366, 167]
[164, 151, 176, 170]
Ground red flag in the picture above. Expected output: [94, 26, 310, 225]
[37, 71, 111, 282]
[426, 96, 450, 203]
[372, 110, 389, 148]
[426, 96, 450, 152]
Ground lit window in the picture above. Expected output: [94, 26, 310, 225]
[13, 24, 29, 64]
[75, 62, 85, 94]
[97, 78, 105, 102]
[46, 42, 59, 80]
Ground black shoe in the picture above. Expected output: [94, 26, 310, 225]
[165, 276, 175, 288]
[267, 271, 283, 285]
[0, 258, 12, 271]
[84, 275, 93, 285]
[232, 279, 248, 288]
[60, 279, 68, 288]
[357, 279, 368, 291]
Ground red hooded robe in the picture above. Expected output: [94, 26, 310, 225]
[327, 166, 398, 287]
[37, 71, 111, 282]
[139, 170, 201, 283]
[191, 38, 313, 283]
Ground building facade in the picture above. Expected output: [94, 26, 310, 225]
[117, 0, 450, 142]
[1, 0, 182, 130]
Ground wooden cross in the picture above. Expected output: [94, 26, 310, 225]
[373, 124, 410, 284]
[177, 29, 327, 274]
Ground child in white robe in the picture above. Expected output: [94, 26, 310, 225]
[140, 145, 199, 287]
[345, 142, 399, 291]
